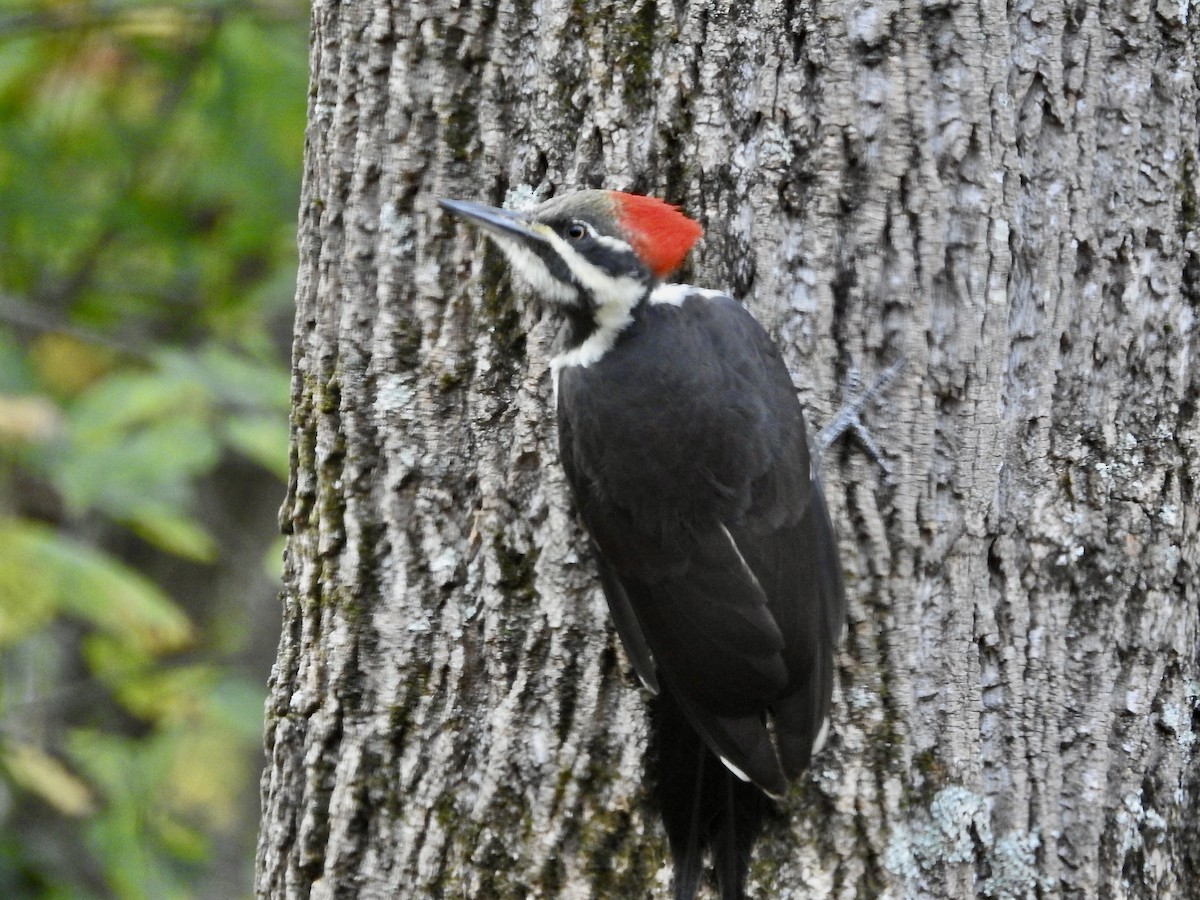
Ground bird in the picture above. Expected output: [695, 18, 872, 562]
[439, 189, 845, 900]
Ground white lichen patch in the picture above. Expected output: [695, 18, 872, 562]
[503, 182, 546, 213]
[1117, 790, 1168, 857]
[930, 786, 992, 863]
[883, 785, 1047, 900]
[1158, 703, 1192, 747]
[379, 201, 414, 255]
[981, 831, 1047, 900]
[374, 373, 414, 421]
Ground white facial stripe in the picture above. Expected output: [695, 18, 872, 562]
[489, 233, 578, 304]
[585, 225, 636, 256]
[492, 224, 651, 402]
[542, 229, 645, 311]
[546, 227, 648, 400]
[575, 326, 619, 367]
[551, 329, 620, 401]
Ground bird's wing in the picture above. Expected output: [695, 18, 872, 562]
[592, 550, 659, 693]
[585, 507, 795, 793]
[557, 292, 843, 791]
[729, 481, 844, 778]
[557, 410, 661, 694]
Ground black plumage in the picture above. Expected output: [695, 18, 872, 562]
[439, 191, 844, 900]
[557, 291, 845, 897]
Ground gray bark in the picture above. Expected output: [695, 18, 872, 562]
[256, 0, 1200, 897]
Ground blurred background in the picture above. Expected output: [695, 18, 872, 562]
[0, 1, 308, 896]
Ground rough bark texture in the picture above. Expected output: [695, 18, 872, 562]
[256, 1, 1200, 897]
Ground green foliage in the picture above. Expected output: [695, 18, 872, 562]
[0, 1, 307, 897]
[0, 520, 193, 649]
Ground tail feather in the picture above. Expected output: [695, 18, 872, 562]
[653, 686, 772, 900]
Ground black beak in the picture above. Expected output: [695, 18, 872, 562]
[439, 199, 550, 249]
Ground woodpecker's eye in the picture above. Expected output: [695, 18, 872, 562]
[566, 223, 587, 241]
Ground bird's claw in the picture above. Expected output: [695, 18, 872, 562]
[811, 358, 907, 480]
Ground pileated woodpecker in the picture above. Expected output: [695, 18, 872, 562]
[441, 190, 845, 899]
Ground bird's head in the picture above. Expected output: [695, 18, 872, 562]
[440, 190, 703, 317]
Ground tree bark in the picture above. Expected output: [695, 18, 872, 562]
[256, 1, 1200, 897]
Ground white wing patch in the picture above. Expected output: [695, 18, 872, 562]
[811, 717, 830, 755]
[720, 523, 765, 600]
[649, 283, 729, 306]
[719, 755, 753, 783]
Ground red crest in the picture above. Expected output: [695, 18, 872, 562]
[609, 192, 703, 278]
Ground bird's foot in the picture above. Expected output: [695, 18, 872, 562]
[810, 358, 907, 477]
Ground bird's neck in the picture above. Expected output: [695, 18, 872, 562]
[561, 285, 651, 353]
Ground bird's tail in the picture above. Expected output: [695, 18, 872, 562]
[653, 684, 773, 900]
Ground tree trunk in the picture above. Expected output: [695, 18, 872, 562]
[256, 1, 1200, 897]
